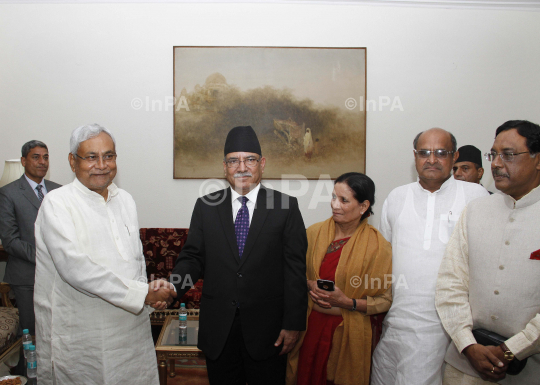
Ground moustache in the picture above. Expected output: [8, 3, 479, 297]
[492, 170, 510, 178]
[234, 172, 252, 178]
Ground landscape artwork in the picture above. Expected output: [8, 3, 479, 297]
[173, 46, 366, 179]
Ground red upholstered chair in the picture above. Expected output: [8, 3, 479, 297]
[140, 228, 203, 319]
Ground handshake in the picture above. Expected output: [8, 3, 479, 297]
[145, 279, 177, 310]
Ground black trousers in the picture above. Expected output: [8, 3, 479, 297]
[205, 309, 286, 385]
[10, 285, 35, 376]
[11, 284, 35, 336]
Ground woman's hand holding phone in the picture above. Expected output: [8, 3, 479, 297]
[317, 279, 335, 291]
[310, 280, 353, 310]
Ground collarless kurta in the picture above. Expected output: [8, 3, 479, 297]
[34, 178, 158, 385]
[371, 177, 489, 385]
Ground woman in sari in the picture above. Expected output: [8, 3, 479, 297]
[287, 172, 392, 385]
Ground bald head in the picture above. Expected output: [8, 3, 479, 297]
[413, 128, 457, 153]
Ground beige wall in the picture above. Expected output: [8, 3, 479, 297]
[0, 2, 539, 236]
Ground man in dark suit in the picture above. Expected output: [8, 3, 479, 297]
[0, 140, 61, 335]
[170, 126, 308, 384]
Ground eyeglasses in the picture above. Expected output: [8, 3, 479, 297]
[414, 149, 454, 159]
[225, 157, 260, 169]
[484, 151, 530, 162]
[74, 153, 117, 164]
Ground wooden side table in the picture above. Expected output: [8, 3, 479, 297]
[154, 315, 207, 385]
[150, 308, 199, 326]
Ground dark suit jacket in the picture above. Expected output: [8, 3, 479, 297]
[172, 186, 308, 361]
[0, 175, 61, 286]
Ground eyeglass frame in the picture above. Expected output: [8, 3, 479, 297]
[414, 149, 455, 159]
[74, 153, 118, 164]
[224, 156, 261, 169]
[484, 151, 531, 162]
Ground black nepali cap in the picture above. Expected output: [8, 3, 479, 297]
[224, 126, 262, 156]
[456, 145, 483, 166]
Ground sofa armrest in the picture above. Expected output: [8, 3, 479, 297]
[0, 283, 13, 308]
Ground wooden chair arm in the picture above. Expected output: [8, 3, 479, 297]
[0, 282, 14, 308]
[0, 338, 21, 364]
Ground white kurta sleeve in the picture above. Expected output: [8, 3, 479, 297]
[505, 314, 540, 360]
[379, 198, 392, 242]
[435, 207, 476, 353]
[39, 197, 148, 315]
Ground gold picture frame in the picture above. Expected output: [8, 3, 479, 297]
[173, 46, 366, 180]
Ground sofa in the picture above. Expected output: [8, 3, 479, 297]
[0, 283, 21, 371]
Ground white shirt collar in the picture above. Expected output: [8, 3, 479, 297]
[230, 183, 261, 204]
[416, 175, 454, 193]
[73, 177, 119, 202]
[24, 174, 45, 191]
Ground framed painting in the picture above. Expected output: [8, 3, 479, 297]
[173, 46, 366, 179]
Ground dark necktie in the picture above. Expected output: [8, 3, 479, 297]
[234, 196, 249, 258]
[36, 185, 44, 202]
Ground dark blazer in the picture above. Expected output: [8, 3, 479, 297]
[0, 175, 61, 286]
[172, 186, 308, 361]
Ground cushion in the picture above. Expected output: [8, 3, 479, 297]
[140, 228, 188, 280]
[0, 308, 18, 355]
[140, 228, 203, 309]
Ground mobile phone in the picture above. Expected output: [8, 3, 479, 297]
[317, 279, 335, 291]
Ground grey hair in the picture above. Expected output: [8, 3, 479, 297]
[70, 124, 116, 155]
[413, 129, 457, 153]
[21, 140, 48, 157]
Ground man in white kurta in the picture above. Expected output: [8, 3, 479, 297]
[34, 125, 173, 384]
[371, 128, 489, 385]
[436, 120, 540, 384]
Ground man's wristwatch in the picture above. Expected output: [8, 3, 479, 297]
[350, 298, 357, 311]
[501, 343, 515, 361]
